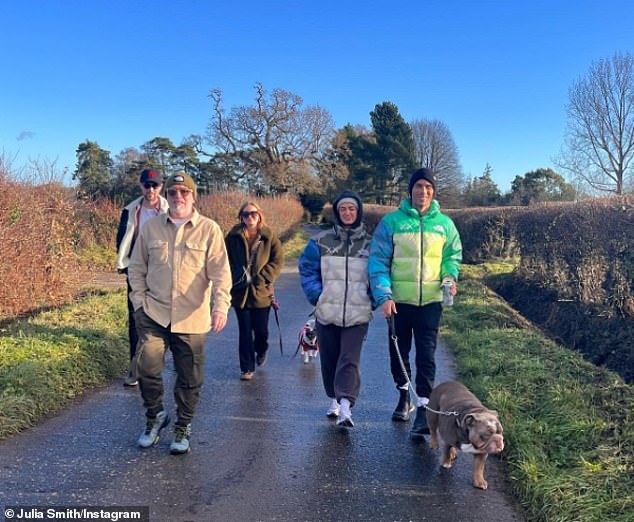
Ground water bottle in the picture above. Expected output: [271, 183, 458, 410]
[442, 281, 454, 307]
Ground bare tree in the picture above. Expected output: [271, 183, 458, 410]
[0, 151, 67, 186]
[410, 118, 465, 206]
[0, 150, 23, 179]
[205, 83, 335, 194]
[556, 52, 634, 195]
[24, 158, 68, 186]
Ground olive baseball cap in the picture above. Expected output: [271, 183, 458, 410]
[164, 171, 197, 198]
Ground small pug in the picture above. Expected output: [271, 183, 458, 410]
[426, 380, 505, 490]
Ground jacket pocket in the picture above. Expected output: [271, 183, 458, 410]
[183, 240, 207, 268]
[148, 240, 169, 266]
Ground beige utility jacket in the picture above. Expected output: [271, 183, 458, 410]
[128, 210, 232, 334]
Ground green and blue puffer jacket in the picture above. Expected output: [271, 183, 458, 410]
[368, 198, 462, 307]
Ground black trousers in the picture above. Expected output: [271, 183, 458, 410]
[388, 302, 442, 399]
[126, 276, 138, 360]
[234, 307, 271, 373]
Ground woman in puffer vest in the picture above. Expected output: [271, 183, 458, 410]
[299, 190, 374, 428]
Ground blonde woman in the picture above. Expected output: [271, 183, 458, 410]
[225, 202, 284, 380]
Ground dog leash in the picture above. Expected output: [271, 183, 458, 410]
[387, 315, 458, 416]
[270, 294, 283, 355]
[292, 323, 313, 359]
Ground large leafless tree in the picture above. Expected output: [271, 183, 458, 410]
[205, 83, 335, 194]
[557, 52, 634, 195]
[410, 118, 465, 207]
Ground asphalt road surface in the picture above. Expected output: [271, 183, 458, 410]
[0, 265, 526, 522]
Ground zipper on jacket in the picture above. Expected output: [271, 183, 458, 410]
[418, 214, 424, 307]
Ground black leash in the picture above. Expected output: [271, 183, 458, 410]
[387, 315, 458, 416]
[387, 315, 425, 408]
[271, 295, 283, 355]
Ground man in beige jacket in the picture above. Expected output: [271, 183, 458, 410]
[128, 172, 231, 455]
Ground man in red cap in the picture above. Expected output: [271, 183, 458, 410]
[116, 169, 169, 386]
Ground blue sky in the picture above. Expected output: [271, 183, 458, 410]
[2, 0, 633, 193]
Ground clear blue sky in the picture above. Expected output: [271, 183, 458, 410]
[2, 0, 633, 193]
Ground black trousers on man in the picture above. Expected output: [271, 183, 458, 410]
[126, 277, 138, 360]
[388, 302, 442, 400]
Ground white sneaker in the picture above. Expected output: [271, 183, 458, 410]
[336, 399, 354, 428]
[326, 399, 340, 418]
[138, 411, 170, 448]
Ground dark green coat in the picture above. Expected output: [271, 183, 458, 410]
[225, 224, 284, 309]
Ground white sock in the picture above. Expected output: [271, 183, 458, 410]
[340, 398, 351, 416]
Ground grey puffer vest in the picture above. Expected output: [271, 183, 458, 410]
[313, 223, 373, 327]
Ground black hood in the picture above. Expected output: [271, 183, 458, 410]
[333, 190, 363, 229]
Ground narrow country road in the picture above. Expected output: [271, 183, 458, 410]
[0, 265, 526, 522]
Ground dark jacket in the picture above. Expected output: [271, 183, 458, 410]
[225, 224, 284, 309]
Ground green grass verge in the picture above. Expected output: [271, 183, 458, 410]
[442, 264, 634, 522]
[77, 244, 117, 268]
[282, 225, 312, 260]
[0, 289, 128, 438]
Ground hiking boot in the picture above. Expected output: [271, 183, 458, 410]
[336, 399, 354, 428]
[138, 411, 170, 448]
[410, 407, 430, 440]
[326, 399, 340, 418]
[392, 389, 415, 421]
[256, 351, 268, 367]
[240, 371, 254, 381]
[170, 424, 191, 455]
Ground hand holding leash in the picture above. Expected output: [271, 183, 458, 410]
[380, 299, 396, 318]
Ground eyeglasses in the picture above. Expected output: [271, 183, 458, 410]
[167, 188, 192, 197]
[241, 211, 259, 219]
[143, 183, 159, 190]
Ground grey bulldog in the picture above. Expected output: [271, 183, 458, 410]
[426, 380, 505, 490]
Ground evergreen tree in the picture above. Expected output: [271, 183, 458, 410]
[506, 168, 578, 205]
[369, 102, 416, 204]
[463, 163, 502, 207]
[73, 140, 113, 200]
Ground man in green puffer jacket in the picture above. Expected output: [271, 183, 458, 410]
[368, 168, 462, 439]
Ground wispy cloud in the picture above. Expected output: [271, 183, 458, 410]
[16, 130, 35, 141]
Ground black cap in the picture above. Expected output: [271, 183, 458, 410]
[140, 169, 162, 184]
